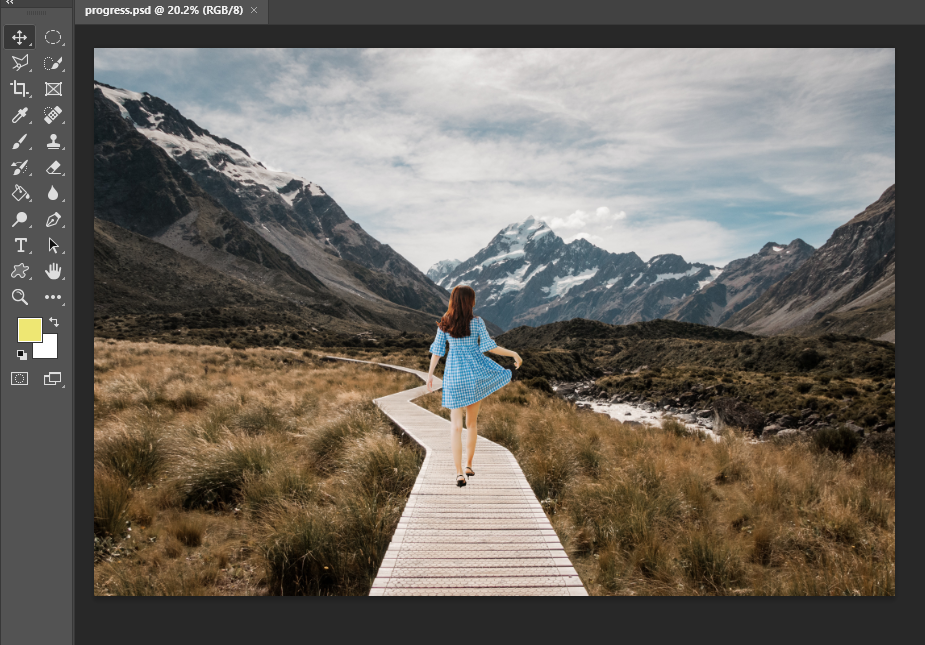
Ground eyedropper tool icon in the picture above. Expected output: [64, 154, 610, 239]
[12, 107, 28, 123]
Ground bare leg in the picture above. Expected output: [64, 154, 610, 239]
[465, 400, 483, 471]
[450, 407, 464, 476]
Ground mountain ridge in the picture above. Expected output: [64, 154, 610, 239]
[95, 81, 450, 317]
[722, 185, 895, 340]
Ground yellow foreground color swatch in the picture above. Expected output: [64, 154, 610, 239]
[18, 318, 43, 343]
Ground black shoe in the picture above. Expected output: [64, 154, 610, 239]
[465, 466, 475, 478]
[456, 474, 467, 487]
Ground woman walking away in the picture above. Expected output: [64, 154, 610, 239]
[426, 285, 523, 487]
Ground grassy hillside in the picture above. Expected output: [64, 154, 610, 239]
[93, 341, 422, 596]
[415, 382, 895, 596]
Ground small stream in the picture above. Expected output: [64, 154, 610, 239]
[553, 385, 722, 443]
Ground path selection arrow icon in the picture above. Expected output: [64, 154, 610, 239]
[48, 237, 58, 253]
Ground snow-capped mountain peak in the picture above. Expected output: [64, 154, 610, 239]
[439, 216, 720, 330]
[96, 83, 327, 213]
[426, 259, 461, 284]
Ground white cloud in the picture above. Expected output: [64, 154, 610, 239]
[543, 206, 627, 230]
[94, 47, 894, 272]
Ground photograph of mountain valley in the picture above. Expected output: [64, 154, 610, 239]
[93, 48, 894, 596]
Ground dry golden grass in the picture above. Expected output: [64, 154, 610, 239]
[93, 340, 423, 596]
[415, 382, 895, 596]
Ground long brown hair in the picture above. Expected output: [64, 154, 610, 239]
[438, 285, 476, 338]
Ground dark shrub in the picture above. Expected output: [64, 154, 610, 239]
[795, 382, 813, 394]
[713, 397, 764, 434]
[797, 348, 823, 370]
[812, 425, 860, 458]
[522, 377, 554, 394]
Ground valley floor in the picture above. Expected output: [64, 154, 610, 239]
[415, 382, 894, 596]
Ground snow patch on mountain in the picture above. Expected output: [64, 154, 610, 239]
[542, 268, 599, 299]
[652, 266, 702, 285]
[97, 83, 327, 206]
[697, 268, 723, 290]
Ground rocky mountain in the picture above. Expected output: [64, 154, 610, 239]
[95, 82, 449, 317]
[439, 217, 718, 330]
[427, 259, 461, 285]
[94, 84, 443, 335]
[666, 239, 815, 327]
[722, 185, 895, 341]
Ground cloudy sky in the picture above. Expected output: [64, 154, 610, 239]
[95, 48, 894, 270]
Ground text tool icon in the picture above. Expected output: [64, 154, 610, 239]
[13, 134, 27, 149]
[11, 107, 28, 123]
[12, 54, 28, 71]
[12, 212, 27, 227]
[12, 289, 28, 305]
[14, 238, 26, 252]
[48, 238, 58, 254]
[46, 212, 61, 227]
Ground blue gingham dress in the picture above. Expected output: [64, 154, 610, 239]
[429, 316, 512, 409]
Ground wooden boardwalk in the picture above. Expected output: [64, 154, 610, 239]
[325, 357, 587, 596]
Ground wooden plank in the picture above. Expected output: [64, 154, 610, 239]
[323, 356, 588, 597]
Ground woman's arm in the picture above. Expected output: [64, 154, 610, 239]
[426, 353, 441, 392]
[488, 346, 523, 369]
